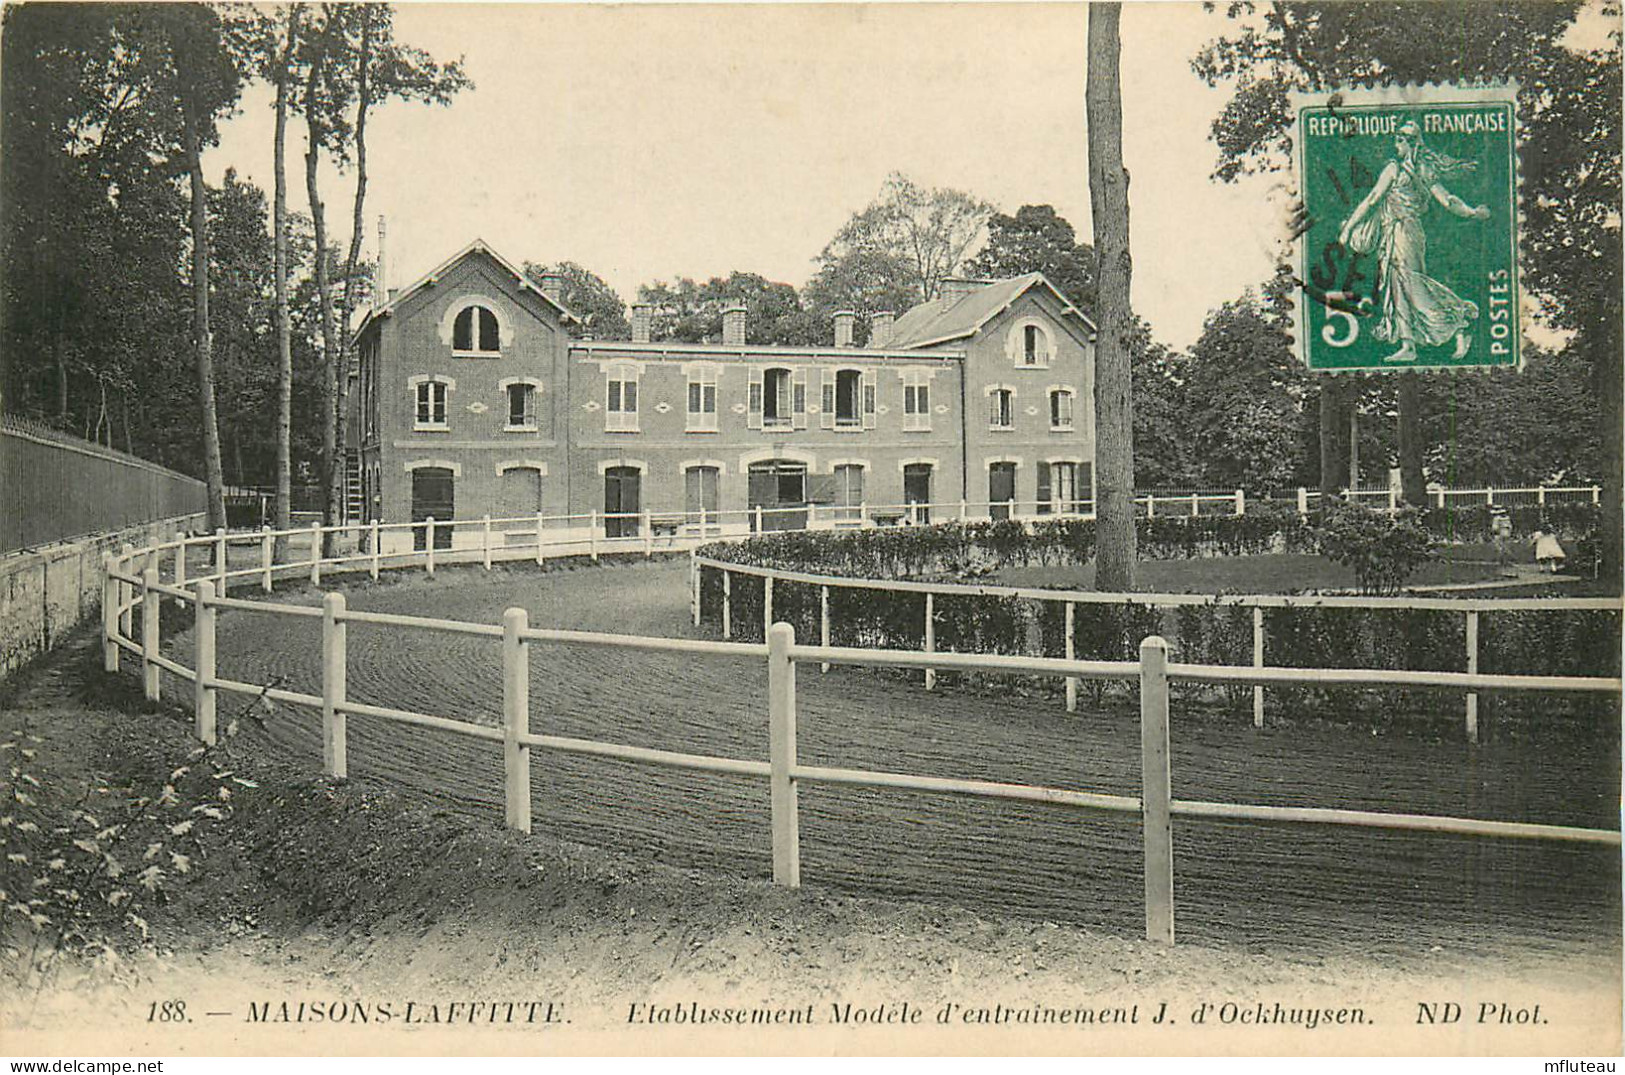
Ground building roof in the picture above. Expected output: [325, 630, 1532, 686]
[886, 273, 1096, 350]
[352, 238, 580, 340]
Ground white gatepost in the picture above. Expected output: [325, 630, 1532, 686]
[322, 592, 347, 778]
[141, 566, 160, 703]
[820, 585, 830, 674]
[483, 515, 493, 570]
[214, 528, 227, 583]
[643, 511, 653, 557]
[1592, 485, 1601, 505]
[1189, 493, 1199, 518]
[690, 554, 701, 627]
[923, 593, 935, 691]
[118, 544, 134, 641]
[959, 499, 968, 520]
[536, 512, 547, 566]
[767, 622, 801, 888]
[1064, 602, 1077, 714]
[193, 580, 217, 746]
[722, 571, 732, 640]
[590, 512, 599, 562]
[1537, 486, 1547, 508]
[763, 576, 774, 643]
[309, 523, 322, 584]
[261, 527, 274, 592]
[1436, 488, 1447, 509]
[503, 607, 532, 833]
[1465, 610, 1480, 745]
[370, 519, 381, 580]
[1146, 494, 1156, 519]
[426, 518, 437, 576]
[1235, 489, 1246, 517]
[102, 555, 119, 673]
[1296, 487, 1309, 517]
[1252, 606, 1265, 728]
[174, 534, 188, 588]
[1139, 635, 1174, 945]
[1387, 487, 1399, 515]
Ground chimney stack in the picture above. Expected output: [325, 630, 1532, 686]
[869, 310, 895, 349]
[938, 277, 986, 307]
[539, 270, 566, 308]
[631, 302, 653, 344]
[722, 304, 747, 346]
[833, 309, 856, 348]
[375, 215, 388, 309]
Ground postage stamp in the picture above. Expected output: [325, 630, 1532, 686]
[1293, 84, 1521, 373]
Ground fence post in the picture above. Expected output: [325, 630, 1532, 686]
[1252, 606, 1265, 728]
[1064, 602, 1077, 713]
[193, 580, 217, 746]
[923, 592, 936, 690]
[482, 515, 493, 570]
[118, 544, 134, 641]
[1387, 487, 1398, 515]
[820, 585, 830, 674]
[370, 518, 381, 580]
[536, 512, 547, 567]
[590, 512, 599, 562]
[1592, 485, 1601, 505]
[321, 592, 348, 778]
[1485, 487, 1495, 507]
[174, 533, 188, 588]
[722, 570, 732, 639]
[1296, 487, 1308, 517]
[763, 577, 774, 642]
[643, 511, 653, 557]
[426, 518, 437, 576]
[690, 554, 701, 627]
[1139, 635, 1174, 945]
[755, 505, 764, 533]
[214, 527, 227, 583]
[141, 566, 160, 703]
[959, 499, 968, 520]
[1465, 610, 1480, 745]
[309, 523, 322, 585]
[1234, 489, 1245, 517]
[1146, 494, 1156, 519]
[1537, 486, 1547, 508]
[768, 622, 801, 888]
[102, 555, 119, 673]
[503, 607, 532, 833]
[1189, 493, 1199, 518]
[260, 527, 274, 592]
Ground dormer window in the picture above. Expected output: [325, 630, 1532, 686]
[1007, 317, 1053, 368]
[453, 304, 501, 355]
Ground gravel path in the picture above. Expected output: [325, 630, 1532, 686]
[182, 559, 1620, 959]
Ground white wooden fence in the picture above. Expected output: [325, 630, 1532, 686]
[99, 519, 1621, 945]
[692, 556, 1620, 744]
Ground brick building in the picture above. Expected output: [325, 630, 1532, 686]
[351, 239, 1096, 549]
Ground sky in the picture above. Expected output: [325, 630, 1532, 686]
[204, 3, 1356, 349]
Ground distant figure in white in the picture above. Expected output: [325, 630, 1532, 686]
[1338, 120, 1491, 363]
[1530, 529, 1566, 574]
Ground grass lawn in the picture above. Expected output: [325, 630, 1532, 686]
[995, 551, 1516, 594]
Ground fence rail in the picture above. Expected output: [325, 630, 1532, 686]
[98, 517, 1622, 945]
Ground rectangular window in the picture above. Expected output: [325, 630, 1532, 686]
[763, 369, 792, 428]
[833, 464, 864, 521]
[1050, 389, 1073, 430]
[687, 367, 718, 432]
[415, 381, 448, 429]
[988, 388, 1013, 430]
[836, 370, 863, 428]
[507, 383, 536, 429]
[903, 380, 931, 431]
[684, 466, 720, 526]
[1023, 325, 1049, 367]
[606, 368, 638, 432]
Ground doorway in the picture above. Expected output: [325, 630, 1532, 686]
[989, 462, 1016, 522]
[604, 466, 641, 538]
[411, 467, 455, 550]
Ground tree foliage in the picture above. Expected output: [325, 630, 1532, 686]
[524, 261, 629, 341]
[964, 204, 1098, 312]
[637, 272, 813, 345]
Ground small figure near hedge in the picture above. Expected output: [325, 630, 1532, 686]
[1531, 529, 1567, 573]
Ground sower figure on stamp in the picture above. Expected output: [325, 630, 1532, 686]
[1338, 120, 1491, 363]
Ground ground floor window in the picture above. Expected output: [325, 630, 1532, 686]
[604, 465, 641, 537]
[989, 462, 1016, 521]
[684, 465, 720, 526]
[748, 460, 807, 532]
[903, 463, 933, 523]
[410, 467, 455, 550]
[832, 464, 864, 521]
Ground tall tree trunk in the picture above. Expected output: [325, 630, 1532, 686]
[1596, 325, 1622, 583]
[273, 5, 300, 557]
[1086, 2, 1136, 592]
[305, 35, 341, 554]
[182, 91, 227, 531]
[1397, 373, 1426, 506]
[1318, 378, 1348, 498]
[329, 6, 373, 544]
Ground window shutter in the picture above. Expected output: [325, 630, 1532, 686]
[988, 391, 999, 428]
[821, 369, 836, 430]
[748, 369, 764, 430]
[479, 308, 499, 351]
[453, 309, 472, 351]
[806, 473, 836, 504]
[862, 370, 877, 429]
[1037, 462, 1052, 513]
[793, 368, 808, 430]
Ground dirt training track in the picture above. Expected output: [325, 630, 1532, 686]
[181, 559, 1620, 959]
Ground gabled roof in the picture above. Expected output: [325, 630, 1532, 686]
[887, 272, 1096, 350]
[352, 238, 580, 339]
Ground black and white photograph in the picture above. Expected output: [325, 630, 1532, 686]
[0, 0, 1620, 1060]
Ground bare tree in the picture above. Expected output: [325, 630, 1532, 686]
[1086, 2, 1137, 592]
[272, 4, 302, 552]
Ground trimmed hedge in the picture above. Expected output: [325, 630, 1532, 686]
[697, 512, 1620, 735]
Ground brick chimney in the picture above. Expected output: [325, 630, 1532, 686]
[722, 304, 747, 346]
[869, 310, 895, 349]
[833, 310, 856, 348]
[539, 271, 566, 307]
[631, 302, 653, 344]
[938, 277, 987, 307]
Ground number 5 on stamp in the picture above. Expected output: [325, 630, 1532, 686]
[1293, 84, 1521, 373]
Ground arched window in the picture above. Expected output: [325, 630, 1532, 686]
[453, 304, 501, 354]
[1049, 387, 1075, 430]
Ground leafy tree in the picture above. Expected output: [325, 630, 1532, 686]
[1193, 0, 1623, 574]
[964, 204, 1098, 311]
[813, 172, 993, 306]
[524, 261, 629, 340]
[637, 273, 810, 345]
[1130, 319, 1201, 489]
[801, 248, 918, 346]
[1087, 3, 1138, 591]
[1181, 273, 1310, 493]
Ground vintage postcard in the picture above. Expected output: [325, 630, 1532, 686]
[1, 0, 1619, 1062]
